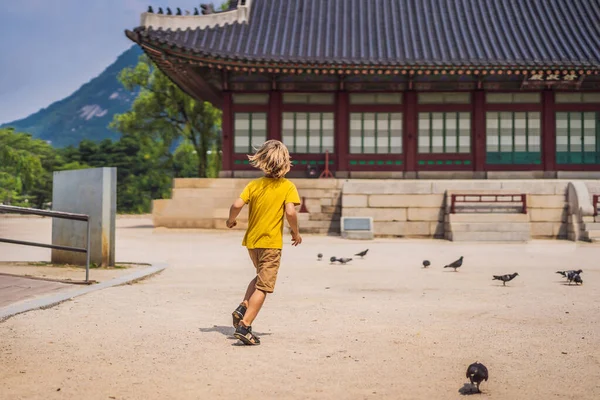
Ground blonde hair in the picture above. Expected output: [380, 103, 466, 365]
[248, 140, 292, 179]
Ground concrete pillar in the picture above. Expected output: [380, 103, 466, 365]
[51, 168, 116, 267]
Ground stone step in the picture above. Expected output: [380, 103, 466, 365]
[446, 213, 529, 223]
[447, 231, 530, 242]
[447, 222, 530, 232]
[583, 230, 600, 239]
[582, 222, 600, 231]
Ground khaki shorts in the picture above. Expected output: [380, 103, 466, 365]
[248, 248, 282, 293]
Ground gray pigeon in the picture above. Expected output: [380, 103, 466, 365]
[466, 362, 488, 393]
[493, 272, 519, 286]
[331, 257, 352, 264]
[557, 269, 583, 280]
[422, 260, 431, 268]
[444, 256, 463, 271]
[355, 249, 369, 258]
[569, 273, 583, 285]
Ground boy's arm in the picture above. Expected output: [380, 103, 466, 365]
[285, 202, 302, 246]
[227, 198, 246, 228]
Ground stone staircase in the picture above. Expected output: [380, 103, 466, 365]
[567, 181, 600, 243]
[580, 215, 600, 242]
[444, 191, 531, 242]
[153, 178, 342, 235]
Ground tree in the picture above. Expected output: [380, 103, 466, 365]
[110, 55, 222, 178]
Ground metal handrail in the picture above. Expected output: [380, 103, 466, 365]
[450, 193, 527, 214]
[0, 205, 91, 282]
[594, 195, 599, 217]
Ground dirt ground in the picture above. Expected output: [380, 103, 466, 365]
[0, 217, 599, 399]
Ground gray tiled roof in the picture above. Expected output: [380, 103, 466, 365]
[136, 0, 600, 67]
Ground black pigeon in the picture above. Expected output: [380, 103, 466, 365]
[422, 260, 431, 268]
[572, 274, 583, 285]
[158, 7, 164, 14]
[493, 272, 519, 286]
[557, 269, 583, 280]
[443, 256, 463, 272]
[331, 257, 352, 264]
[194, 7, 199, 15]
[355, 249, 369, 258]
[176, 7, 182, 15]
[317, 253, 323, 261]
[166, 7, 172, 15]
[147, 6, 154, 13]
[466, 362, 488, 393]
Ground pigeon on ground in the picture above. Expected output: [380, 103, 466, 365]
[422, 260, 431, 268]
[317, 253, 323, 261]
[158, 7, 164, 14]
[355, 249, 369, 258]
[331, 257, 352, 264]
[572, 274, 583, 285]
[147, 6, 154, 13]
[493, 272, 519, 286]
[444, 256, 463, 272]
[557, 269, 583, 280]
[466, 362, 488, 393]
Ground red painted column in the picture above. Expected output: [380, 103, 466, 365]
[336, 91, 349, 174]
[473, 90, 486, 172]
[404, 90, 417, 173]
[221, 91, 233, 176]
[268, 91, 282, 141]
[542, 90, 556, 173]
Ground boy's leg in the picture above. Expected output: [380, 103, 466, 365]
[240, 288, 267, 327]
[242, 276, 258, 307]
[232, 276, 257, 328]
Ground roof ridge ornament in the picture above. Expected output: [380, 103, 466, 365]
[140, 0, 253, 30]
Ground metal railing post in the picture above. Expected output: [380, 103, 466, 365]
[450, 194, 456, 214]
[86, 219, 91, 282]
[522, 194, 527, 214]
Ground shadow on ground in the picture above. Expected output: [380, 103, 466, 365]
[199, 325, 272, 340]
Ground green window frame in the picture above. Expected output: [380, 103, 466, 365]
[349, 112, 403, 154]
[282, 112, 334, 153]
[234, 112, 267, 154]
[556, 112, 600, 165]
[418, 112, 471, 154]
[486, 112, 541, 165]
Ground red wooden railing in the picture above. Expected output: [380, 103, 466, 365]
[594, 195, 599, 217]
[450, 194, 527, 214]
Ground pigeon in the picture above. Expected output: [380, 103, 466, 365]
[443, 256, 463, 272]
[422, 260, 431, 268]
[493, 272, 519, 286]
[355, 249, 369, 258]
[557, 269, 583, 280]
[158, 7, 164, 14]
[166, 7, 172, 15]
[176, 7, 182, 15]
[331, 257, 352, 264]
[317, 253, 323, 261]
[147, 6, 154, 13]
[572, 274, 583, 285]
[194, 7, 200, 15]
[466, 362, 488, 393]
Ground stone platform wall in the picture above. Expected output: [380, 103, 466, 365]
[341, 180, 580, 239]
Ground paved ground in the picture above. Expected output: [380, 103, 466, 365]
[0, 275, 70, 308]
[1, 217, 599, 399]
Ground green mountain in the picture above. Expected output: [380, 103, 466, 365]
[1, 46, 143, 147]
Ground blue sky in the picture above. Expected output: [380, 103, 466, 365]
[0, 0, 227, 124]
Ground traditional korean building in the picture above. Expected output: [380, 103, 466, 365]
[126, 0, 600, 179]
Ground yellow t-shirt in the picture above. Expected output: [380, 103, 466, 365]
[239, 177, 301, 249]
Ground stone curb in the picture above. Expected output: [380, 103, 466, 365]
[0, 263, 167, 322]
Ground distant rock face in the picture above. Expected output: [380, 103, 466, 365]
[1, 46, 143, 147]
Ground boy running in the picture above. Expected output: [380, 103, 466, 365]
[226, 140, 302, 345]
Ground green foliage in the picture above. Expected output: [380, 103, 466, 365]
[110, 54, 222, 178]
